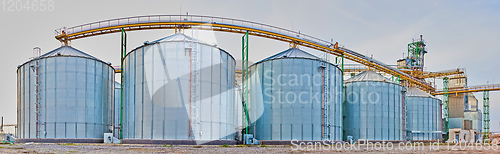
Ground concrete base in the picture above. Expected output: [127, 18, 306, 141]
[16, 138, 104, 143]
[121, 139, 237, 145]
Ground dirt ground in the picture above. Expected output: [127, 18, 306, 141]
[0, 143, 499, 153]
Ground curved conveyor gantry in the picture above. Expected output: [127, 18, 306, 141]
[54, 15, 434, 91]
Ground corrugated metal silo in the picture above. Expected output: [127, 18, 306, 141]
[344, 70, 404, 141]
[247, 48, 343, 141]
[405, 87, 442, 141]
[114, 81, 121, 138]
[122, 33, 236, 144]
[16, 46, 114, 142]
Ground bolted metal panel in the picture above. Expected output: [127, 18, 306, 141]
[344, 71, 404, 141]
[247, 48, 343, 141]
[114, 82, 121, 138]
[122, 33, 236, 141]
[405, 87, 442, 141]
[16, 46, 114, 139]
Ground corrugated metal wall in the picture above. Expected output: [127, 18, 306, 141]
[247, 58, 343, 141]
[406, 96, 442, 140]
[449, 94, 465, 118]
[122, 36, 236, 140]
[344, 81, 404, 141]
[17, 56, 114, 139]
[114, 82, 121, 138]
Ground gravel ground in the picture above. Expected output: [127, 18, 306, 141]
[0, 143, 499, 153]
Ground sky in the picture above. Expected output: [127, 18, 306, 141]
[1, 0, 499, 132]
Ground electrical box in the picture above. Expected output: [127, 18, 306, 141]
[104, 133, 121, 144]
[243, 134, 259, 145]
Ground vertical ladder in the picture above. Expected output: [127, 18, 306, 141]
[321, 54, 330, 140]
[187, 28, 199, 138]
[32, 47, 42, 139]
[483, 90, 490, 143]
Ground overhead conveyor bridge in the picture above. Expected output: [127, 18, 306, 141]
[54, 15, 434, 91]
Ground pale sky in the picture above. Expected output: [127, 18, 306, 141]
[1, 0, 499, 132]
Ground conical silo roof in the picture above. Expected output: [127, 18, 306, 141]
[148, 32, 209, 44]
[40, 45, 101, 60]
[262, 47, 319, 61]
[18, 45, 109, 70]
[345, 70, 396, 83]
[406, 87, 438, 99]
[253, 48, 320, 65]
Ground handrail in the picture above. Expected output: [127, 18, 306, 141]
[55, 15, 331, 46]
[54, 15, 434, 91]
[433, 84, 500, 95]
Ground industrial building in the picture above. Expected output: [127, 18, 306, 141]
[246, 48, 343, 141]
[16, 46, 115, 143]
[120, 33, 237, 144]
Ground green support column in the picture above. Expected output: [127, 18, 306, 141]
[120, 28, 126, 139]
[483, 91, 490, 142]
[242, 31, 250, 135]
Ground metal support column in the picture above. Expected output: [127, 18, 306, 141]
[443, 77, 449, 141]
[242, 31, 251, 135]
[483, 90, 490, 142]
[120, 28, 126, 139]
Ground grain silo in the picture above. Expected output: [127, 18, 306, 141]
[16, 46, 114, 143]
[343, 70, 404, 141]
[113, 81, 121, 138]
[121, 33, 236, 145]
[405, 87, 442, 141]
[247, 48, 343, 141]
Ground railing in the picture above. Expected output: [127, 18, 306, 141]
[54, 15, 433, 90]
[433, 84, 500, 94]
[55, 15, 332, 47]
[340, 48, 432, 88]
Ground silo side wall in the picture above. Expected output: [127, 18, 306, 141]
[122, 41, 236, 141]
[344, 81, 404, 141]
[406, 96, 442, 140]
[17, 56, 114, 139]
[248, 58, 343, 141]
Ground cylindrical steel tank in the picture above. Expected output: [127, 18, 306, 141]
[114, 81, 121, 138]
[122, 33, 236, 143]
[16, 46, 114, 141]
[344, 70, 404, 141]
[405, 87, 442, 141]
[247, 48, 343, 141]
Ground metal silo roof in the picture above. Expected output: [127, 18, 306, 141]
[252, 48, 320, 66]
[18, 45, 110, 70]
[148, 32, 208, 44]
[344, 70, 396, 83]
[40, 45, 100, 60]
[262, 48, 319, 61]
[406, 87, 437, 98]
